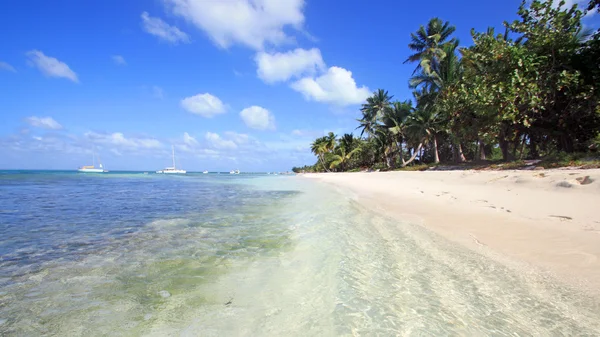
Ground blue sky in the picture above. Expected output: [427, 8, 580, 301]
[0, 0, 597, 171]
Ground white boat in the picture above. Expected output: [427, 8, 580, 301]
[78, 151, 107, 173]
[202, 171, 208, 174]
[229, 169, 240, 175]
[156, 146, 186, 174]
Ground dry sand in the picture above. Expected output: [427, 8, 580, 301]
[303, 168, 600, 296]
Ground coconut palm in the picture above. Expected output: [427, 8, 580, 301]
[357, 89, 393, 137]
[405, 105, 443, 163]
[404, 18, 457, 75]
[329, 146, 360, 171]
[310, 137, 330, 172]
[325, 132, 337, 153]
[339, 133, 357, 152]
[385, 100, 415, 163]
[409, 41, 464, 163]
[409, 40, 461, 91]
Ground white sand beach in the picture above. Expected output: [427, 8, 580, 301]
[304, 169, 600, 296]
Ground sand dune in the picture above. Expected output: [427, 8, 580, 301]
[303, 169, 600, 296]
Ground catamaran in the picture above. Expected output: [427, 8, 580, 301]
[156, 146, 186, 174]
[78, 151, 107, 173]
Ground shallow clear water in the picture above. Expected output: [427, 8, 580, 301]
[0, 171, 599, 336]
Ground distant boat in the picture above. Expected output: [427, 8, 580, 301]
[202, 171, 208, 174]
[78, 151, 107, 173]
[156, 146, 186, 174]
[229, 169, 240, 175]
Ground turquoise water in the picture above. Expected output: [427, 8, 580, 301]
[1, 171, 599, 335]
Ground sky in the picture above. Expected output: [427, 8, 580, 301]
[0, 0, 597, 171]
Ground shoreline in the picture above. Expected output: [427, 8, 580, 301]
[302, 169, 600, 297]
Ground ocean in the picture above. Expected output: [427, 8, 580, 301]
[1, 171, 599, 336]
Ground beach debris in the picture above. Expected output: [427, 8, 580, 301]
[225, 298, 233, 306]
[549, 215, 573, 221]
[576, 176, 593, 185]
[524, 159, 542, 166]
[557, 176, 593, 188]
[469, 234, 486, 247]
[556, 181, 574, 188]
[487, 175, 508, 183]
[158, 290, 171, 298]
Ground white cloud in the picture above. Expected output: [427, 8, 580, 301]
[112, 55, 126, 65]
[291, 129, 303, 136]
[26, 50, 78, 83]
[181, 93, 226, 117]
[255, 48, 325, 84]
[224, 131, 250, 144]
[0, 61, 16, 72]
[164, 0, 305, 50]
[183, 132, 198, 145]
[25, 116, 63, 130]
[240, 106, 276, 131]
[85, 132, 162, 150]
[291, 66, 370, 106]
[205, 132, 237, 149]
[153, 86, 164, 99]
[141, 11, 190, 44]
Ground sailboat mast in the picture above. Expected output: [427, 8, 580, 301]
[172, 145, 176, 168]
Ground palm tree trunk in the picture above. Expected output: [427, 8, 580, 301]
[398, 141, 404, 165]
[457, 143, 466, 162]
[479, 140, 486, 160]
[518, 136, 527, 160]
[433, 135, 440, 163]
[319, 154, 330, 172]
[401, 143, 423, 167]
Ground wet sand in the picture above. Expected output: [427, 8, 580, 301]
[303, 169, 600, 297]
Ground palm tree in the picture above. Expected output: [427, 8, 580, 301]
[404, 18, 457, 75]
[372, 126, 398, 168]
[409, 41, 464, 163]
[310, 137, 330, 172]
[357, 89, 393, 137]
[339, 133, 356, 152]
[381, 100, 414, 166]
[325, 132, 337, 153]
[405, 106, 443, 164]
[329, 147, 360, 171]
[409, 40, 461, 91]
